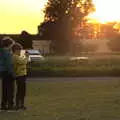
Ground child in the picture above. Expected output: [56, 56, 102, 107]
[0, 36, 15, 110]
[12, 43, 28, 110]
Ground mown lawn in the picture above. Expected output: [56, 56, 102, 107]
[28, 56, 120, 77]
[1, 79, 120, 120]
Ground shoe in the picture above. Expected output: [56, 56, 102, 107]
[0, 107, 7, 111]
[7, 106, 16, 112]
[7, 108, 16, 112]
[13, 106, 20, 111]
[20, 106, 27, 110]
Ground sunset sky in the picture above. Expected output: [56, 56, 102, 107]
[0, 0, 120, 34]
[90, 0, 120, 23]
[0, 0, 47, 34]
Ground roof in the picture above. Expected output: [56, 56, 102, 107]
[0, 34, 49, 41]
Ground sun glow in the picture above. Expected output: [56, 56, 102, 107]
[89, 0, 120, 23]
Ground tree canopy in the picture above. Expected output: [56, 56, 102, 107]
[39, 0, 95, 54]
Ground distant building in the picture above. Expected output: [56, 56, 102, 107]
[32, 40, 51, 55]
[0, 34, 19, 41]
[0, 34, 51, 54]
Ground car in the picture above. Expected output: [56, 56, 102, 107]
[69, 56, 88, 61]
[69, 56, 88, 63]
[21, 49, 45, 62]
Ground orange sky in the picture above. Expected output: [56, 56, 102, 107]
[0, 0, 120, 34]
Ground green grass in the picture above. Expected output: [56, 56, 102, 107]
[28, 56, 120, 77]
[1, 80, 120, 120]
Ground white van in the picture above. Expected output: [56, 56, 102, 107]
[21, 49, 45, 62]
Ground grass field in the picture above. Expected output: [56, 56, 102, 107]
[1, 79, 120, 120]
[28, 54, 120, 77]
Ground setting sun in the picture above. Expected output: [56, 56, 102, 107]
[89, 0, 120, 23]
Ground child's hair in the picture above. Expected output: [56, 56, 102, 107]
[1, 36, 15, 48]
[12, 42, 23, 53]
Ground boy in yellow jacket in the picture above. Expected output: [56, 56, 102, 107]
[12, 43, 28, 110]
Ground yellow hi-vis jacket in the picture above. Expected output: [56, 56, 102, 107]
[12, 54, 28, 77]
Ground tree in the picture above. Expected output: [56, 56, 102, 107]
[38, 0, 95, 54]
[38, 21, 56, 40]
[17, 31, 32, 49]
[98, 22, 120, 52]
[100, 22, 119, 40]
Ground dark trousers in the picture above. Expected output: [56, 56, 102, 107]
[1, 71, 14, 108]
[16, 76, 26, 107]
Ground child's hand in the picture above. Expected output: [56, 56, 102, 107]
[25, 51, 29, 57]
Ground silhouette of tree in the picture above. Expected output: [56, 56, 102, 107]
[99, 22, 118, 39]
[38, 0, 95, 54]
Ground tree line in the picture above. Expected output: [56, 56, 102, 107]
[38, 0, 120, 54]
